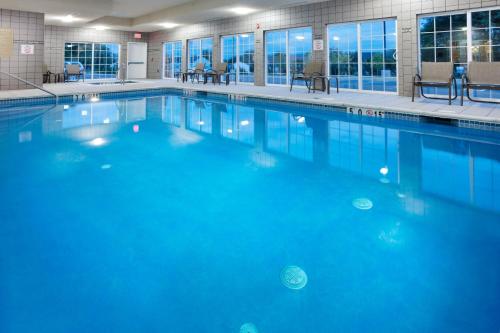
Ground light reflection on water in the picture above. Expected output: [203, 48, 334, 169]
[0, 93, 499, 332]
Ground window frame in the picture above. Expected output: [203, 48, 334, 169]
[64, 41, 121, 80]
[326, 18, 399, 95]
[220, 32, 255, 84]
[162, 40, 183, 79]
[418, 7, 500, 68]
[187, 37, 214, 70]
[417, 7, 500, 98]
[264, 26, 313, 86]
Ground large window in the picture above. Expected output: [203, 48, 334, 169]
[265, 27, 312, 85]
[163, 41, 182, 79]
[64, 42, 120, 80]
[188, 38, 213, 70]
[419, 8, 500, 99]
[328, 19, 398, 93]
[419, 13, 468, 93]
[328, 24, 359, 89]
[221, 33, 255, 83]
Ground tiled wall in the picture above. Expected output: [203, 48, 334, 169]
[148, 0, 500, 96]
[0, 9, 44, 90]
[44, 26, 149, 79]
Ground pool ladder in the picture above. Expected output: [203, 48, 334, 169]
[0, 71, 58, 102]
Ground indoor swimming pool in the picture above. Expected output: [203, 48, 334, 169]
[0, 91, 499, 332]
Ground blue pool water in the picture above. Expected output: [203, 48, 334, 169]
[1, 91, 499, 332]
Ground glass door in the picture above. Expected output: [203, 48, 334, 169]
[328, 19, 398, 93]
[163, 41, 182, 79]
[221, 33, 255, 83]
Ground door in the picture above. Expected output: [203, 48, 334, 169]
[127, 42, 147, 79]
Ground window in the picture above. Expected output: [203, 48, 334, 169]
[360, 20, 398, 92]
[328, 19, 398, 93]
[419, 13, 468, 92]
[188, 38, 213, 70]
[163, 41, 182, 79]
[265, 27, 312, 85]
[419, 8, 500, 99]
[471, 9, 500, 61]
[328, 24, 358, 89]
[64, 42, 120, 80]
[221, 33, 255, 83]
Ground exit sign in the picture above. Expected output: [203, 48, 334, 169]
[134, 33, 142, 39]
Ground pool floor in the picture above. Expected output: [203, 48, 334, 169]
[0, 93, 499, 332]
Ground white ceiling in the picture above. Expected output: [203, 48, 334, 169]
[0, 0, 323, 32]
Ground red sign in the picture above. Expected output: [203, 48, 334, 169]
[134, 33, 142, 39]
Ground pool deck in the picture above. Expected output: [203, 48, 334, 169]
[1, 79, 500, 124]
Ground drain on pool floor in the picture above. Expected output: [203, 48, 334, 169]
[281, 265, 308, 290]
[240, 322, 258, 333]
[352, 198, 373, 210]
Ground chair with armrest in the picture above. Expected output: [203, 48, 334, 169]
[461, 62, 500, 105]
[412, 62, 457, 105]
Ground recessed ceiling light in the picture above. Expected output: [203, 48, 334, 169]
[61, 15, 75, 23]
[94, 25, 108, 31]
[160, 22, 180, 29]
[229, 7, 257, 15]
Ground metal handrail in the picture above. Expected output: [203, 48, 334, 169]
[0, 71, 58, 100]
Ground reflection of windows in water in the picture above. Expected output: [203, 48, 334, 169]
[186, 99, 212, 134]
[327, 120, 399, 182]
[265, 111, 313, 161]
[221, 105, 255, 145]
[162, 96, 182, 127]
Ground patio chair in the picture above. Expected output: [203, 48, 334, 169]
[461, 62, 500, 106]
[290, 62, 323, 92]
[204, 63, 229, 85]
[64, 64, 85, 82]
[42, 64, 52, 83]
[412, 62, 457, 105]
[182, 63, 205, 83]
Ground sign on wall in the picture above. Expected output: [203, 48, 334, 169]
[0, 29, 14, 57]
[313, 39, 324, 51]
[20, 44, 35, 55]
